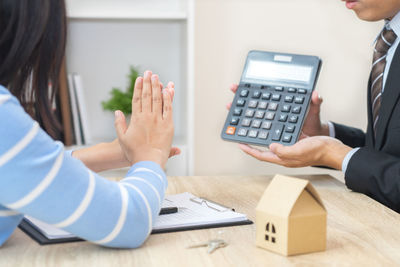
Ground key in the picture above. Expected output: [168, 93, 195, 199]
[187, 241, 209, 249]
[187, 239, 228, 254]
[207, 240, 228, 254]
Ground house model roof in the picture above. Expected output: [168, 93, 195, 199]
[256, 175, 326, 217]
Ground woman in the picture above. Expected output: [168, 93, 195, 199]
[0, 0, 178, 248]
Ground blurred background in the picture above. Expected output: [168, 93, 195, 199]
[64, 0, 382, 176]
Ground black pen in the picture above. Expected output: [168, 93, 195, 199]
[159, 207, 178, 215]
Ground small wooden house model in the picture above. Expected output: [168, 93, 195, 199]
[256, 175, 327, 256]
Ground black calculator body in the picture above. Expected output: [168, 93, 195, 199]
[221, 50, 322, 147]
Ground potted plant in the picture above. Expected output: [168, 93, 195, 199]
[102, 66, 139, 116]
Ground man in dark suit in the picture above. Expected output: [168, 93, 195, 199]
[231, 0, 400, 212]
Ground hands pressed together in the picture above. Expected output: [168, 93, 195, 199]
[72, 71, 179, 172]
[114, 71, 177, 169]
[228, 84, 352, 170]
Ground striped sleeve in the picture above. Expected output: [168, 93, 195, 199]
[0, 86, 167, 248]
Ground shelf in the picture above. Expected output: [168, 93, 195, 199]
[67, 12, 187, 21]
[66, 0, 187, 21]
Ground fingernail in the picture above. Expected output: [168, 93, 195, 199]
[152, 74, 158, 81]
[145, 71, 151, 78]
[115, 110, 122, 119]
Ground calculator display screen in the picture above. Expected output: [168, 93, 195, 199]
[245, 60, 313, 83]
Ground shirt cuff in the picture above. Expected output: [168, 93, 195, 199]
[327, 121, 336, 138]
[65, 150, 74, 157]
[342, 147, 360, 173]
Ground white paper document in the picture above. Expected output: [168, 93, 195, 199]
[153, 192, 249, 230]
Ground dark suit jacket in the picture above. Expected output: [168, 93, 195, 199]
[333, 44, 400, 213]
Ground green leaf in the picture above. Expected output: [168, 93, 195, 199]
[102, 66, 140, 115]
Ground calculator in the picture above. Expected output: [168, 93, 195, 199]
[221, 50, 322, 147]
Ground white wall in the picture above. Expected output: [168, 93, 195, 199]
[193, 0, 383, 175]
[66, 19, 187, 143]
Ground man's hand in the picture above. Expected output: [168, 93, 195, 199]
[302, 91, 330, 137]
[238, 136, 352, 170]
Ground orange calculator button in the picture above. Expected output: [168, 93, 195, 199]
[226, 126, 236, 135]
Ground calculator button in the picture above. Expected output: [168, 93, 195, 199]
[294, 96, 305, 104]
[282, 105, 291, 112]
[268, 103, 278, 111]
[298, 89, 307, 94]
[238, 128, 248, 136]
[245, 83, 251, 88]
[288, 87, 297, 93]
[236, 99, 246, 107]
[230, 118, 239, 125]
[261, 85, 269, 90]
[248, 130, 258, 138]
[240, 90, 249, 97]
[251, 120, 262, 128]
[226, 126, 236, 135]
[241, 118, 251, 127]
[292, 106, 301, 114]
[274, 86, 284, 91]
[252, 91, 261, 99]
[285, 125, 295, 133]
[289, 115, 298, 123]
[233, 108, 242, 116]
[282, 134, 292, 143]
[255, 111, 265, 119]
[245, 109, 255, 117]
[265, 112, 275, 120]
[272, 124, 284, 141]
[258, 131, 269, 139]
[258, 101, 268, 110]
[248, 100, 258, 108]
[262, 92, 271, 100]
[284, 95, 294, 103]
[278, 114, 288, 122]
[272, 94, 281, 101]
[262, 121, 272, 130]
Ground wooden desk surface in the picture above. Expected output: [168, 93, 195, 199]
[1, 175, 400, 267]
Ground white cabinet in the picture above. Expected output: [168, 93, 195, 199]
[65, 0, 194, 175]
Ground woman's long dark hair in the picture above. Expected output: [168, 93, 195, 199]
[0, 0, 66, 139]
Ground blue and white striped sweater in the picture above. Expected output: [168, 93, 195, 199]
[0, 85, 167, 248]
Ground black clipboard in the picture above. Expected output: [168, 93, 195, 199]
[19, 196, 253, 246]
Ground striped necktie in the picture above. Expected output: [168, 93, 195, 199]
[371, 28, 397, 134]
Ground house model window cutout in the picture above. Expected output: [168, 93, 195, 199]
[265, 223, 276, 243]
[256, 175, 327, 256]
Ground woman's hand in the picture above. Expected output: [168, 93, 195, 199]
[238, 136, 352, 170]
[114, 71, 174, 169]
[227, 84, 329, 137]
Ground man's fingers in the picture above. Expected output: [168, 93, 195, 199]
[299, 132, 309, 140]
[226, 102, 232, 110]
[142, 71, 153, 113]
[238, 144, 282, 163]
[114, 110, 127, 138]
[132, 77, 143, 113]
[151, 74, 162, 115]
[230, 84, 239, 93]
[270, 142, 304, 159]
[311, 91, 323, 105]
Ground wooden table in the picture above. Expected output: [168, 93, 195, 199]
[1, 175, 400, 267]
